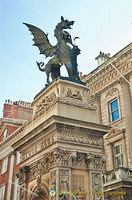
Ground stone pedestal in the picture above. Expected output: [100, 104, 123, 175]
[13, 78, 110, 200]
[32, 78, 98, 124]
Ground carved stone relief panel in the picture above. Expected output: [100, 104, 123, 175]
[50, 170, 56, 190]
[72, 175, 86, 200]
[66, 88, 83, 100]
[60, 169, 69, 191]
[34, 92, 57, 119]
[91, 173, 103, 200]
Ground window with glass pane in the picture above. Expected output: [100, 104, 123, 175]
[0, 185, 6, 200]
[110, 99, 119, 122]
[1, 158, 8, 174]
[113, 144, 123, 169]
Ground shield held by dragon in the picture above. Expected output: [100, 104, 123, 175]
[24, 16, 80, 84]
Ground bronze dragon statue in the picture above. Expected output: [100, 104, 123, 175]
[24, 16, 80, 84]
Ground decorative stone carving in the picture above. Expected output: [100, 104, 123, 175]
[20, 188, 25, 200]
[18, 166, 29, 185]
[51, 170, 56, 190]
[58, 132, 103, 146]
[59, 170, 69, 200]
[28, 149, 105, 184]
[86, 153, 105, 169]
[91, 173, 102, 193]
[58, 97, 96, 110]
[103, 171, 116, 184]
[72, 152, 86, 168]
[105, 87, 119, 97]
[66, 88, 82, 100]
[60, 170, 69, 191]
[34, 92, 57, 119]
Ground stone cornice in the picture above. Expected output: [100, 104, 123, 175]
[0, 126, 24, 149]
[0, 118, 25, 129]
[84, 43, 132, 82]
[84, 43, 132, 95]
[12, 115, 110, 152]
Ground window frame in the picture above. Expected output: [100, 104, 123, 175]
[109, 98, 120, 123]
[1, 158, 8, 174]
[113, 144, 123, 169]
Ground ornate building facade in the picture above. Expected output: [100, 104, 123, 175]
[83, 42, 132, 199]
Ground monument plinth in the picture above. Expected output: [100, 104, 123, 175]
[31, 77, 98, 124]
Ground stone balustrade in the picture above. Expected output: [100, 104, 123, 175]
[103, 167, 132, 186]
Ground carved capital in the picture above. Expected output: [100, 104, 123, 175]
[86, 153, 106, 169]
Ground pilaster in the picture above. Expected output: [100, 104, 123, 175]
[119, 77, 132, 167]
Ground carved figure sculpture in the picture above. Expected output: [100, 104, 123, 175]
[24, 16, 80, 84]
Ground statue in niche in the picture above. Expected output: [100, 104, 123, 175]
[24, 16, 80, 84]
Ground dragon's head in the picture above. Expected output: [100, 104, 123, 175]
[60, 16, 74, 29]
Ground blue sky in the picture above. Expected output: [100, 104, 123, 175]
[0, 0, 132, 117]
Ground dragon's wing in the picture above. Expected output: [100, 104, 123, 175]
[24, 23, 56, 57]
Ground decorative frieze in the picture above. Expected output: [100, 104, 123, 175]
[24, 149, 106, 183]
[58, 132, 103, 146]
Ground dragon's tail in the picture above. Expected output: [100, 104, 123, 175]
[36, 61, 45, 72]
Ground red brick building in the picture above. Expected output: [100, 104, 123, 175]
[0, 100, 33, 200]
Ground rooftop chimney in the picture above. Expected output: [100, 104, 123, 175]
[95, 52, 110, 66]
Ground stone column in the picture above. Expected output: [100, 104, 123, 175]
[7, 151, 15, 200]
[119, 77, 132, 167]
[91, 93, 102, 124]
